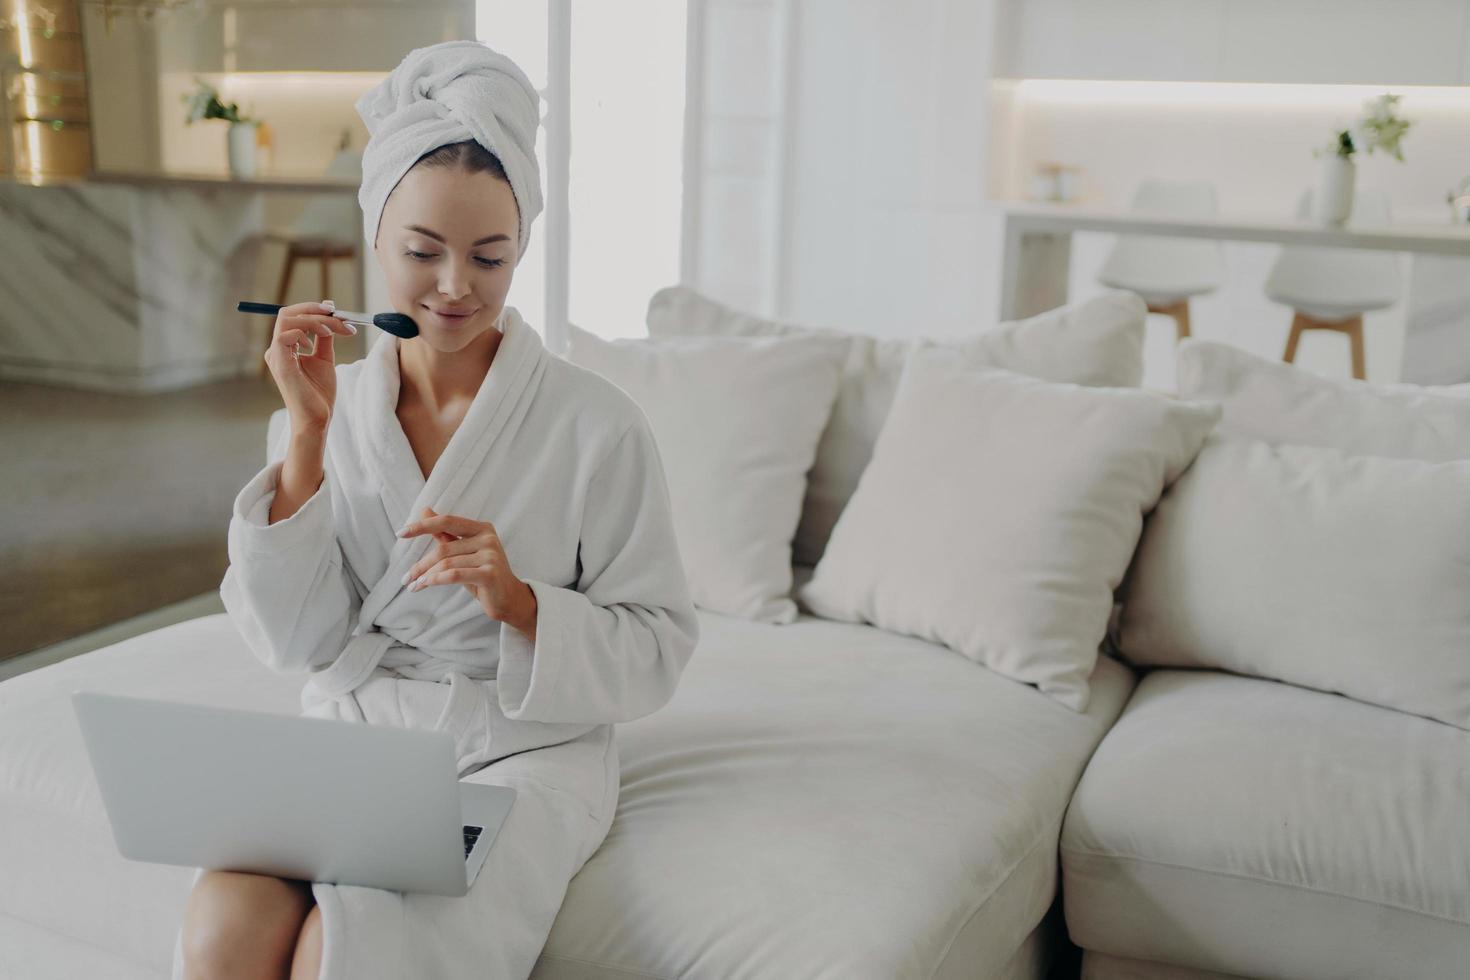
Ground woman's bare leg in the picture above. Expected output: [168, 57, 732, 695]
[289, 905, 324, 980]
[180, 870, 315, 980]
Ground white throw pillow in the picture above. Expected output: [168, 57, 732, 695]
[1177, 339, 1470, 459]
[565, 324, 845, 624]
[796, 348, 1220, 711]
[647, 285, 1146, 566]
[1117, 437, 1470, 730]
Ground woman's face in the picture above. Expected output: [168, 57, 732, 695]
[373, 164, 520, 352]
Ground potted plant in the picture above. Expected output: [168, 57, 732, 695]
[1313, 93, 1412, 226]
[182, 78, 259, 178]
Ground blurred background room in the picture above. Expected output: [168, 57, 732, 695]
[3, 0, 1469, 674]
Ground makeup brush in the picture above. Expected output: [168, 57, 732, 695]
[237, 301, 419, 339]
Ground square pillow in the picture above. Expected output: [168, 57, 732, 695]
[1117, 436, 1470, 730]
[1177, 339, 1470, 459]
[647, 285, 1146, 565]
[796, 348, 1220, 711]
[565, 324, 845, 624]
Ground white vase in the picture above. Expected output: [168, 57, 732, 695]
[1313, 154, 1356, 226]
[227, 122, 258, 178]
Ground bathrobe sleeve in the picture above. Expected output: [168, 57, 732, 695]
[496, 417, 700, 725]
[219, 459, 362, 675]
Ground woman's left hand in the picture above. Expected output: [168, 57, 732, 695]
[399, 506, 537, 640]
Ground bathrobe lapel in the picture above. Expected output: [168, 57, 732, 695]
[300, 308, 547, 712]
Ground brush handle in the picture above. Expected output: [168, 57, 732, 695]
[237, 301, 373, 327]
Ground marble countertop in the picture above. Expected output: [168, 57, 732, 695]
[2, 170, 358, 193]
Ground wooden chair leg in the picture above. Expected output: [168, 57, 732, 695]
[1283, 313, 1306, 364]
[275, 246, 296, 305]
[1346, 315, 1366, 380]
[268, 247, 299, 366]
[1173, 300, 1191, 340]
[1146, 299, 1192, 343]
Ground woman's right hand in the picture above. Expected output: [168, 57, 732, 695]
[264, 300, 357, 432]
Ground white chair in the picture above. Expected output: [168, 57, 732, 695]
[1098, 180, 1225, 341]
[1265, 189, 1400, 381]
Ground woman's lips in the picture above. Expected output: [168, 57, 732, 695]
[427, 307, 477, 324]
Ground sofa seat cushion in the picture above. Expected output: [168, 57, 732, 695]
[1, 608, 1135, 980]
[1061, 670, 1470, 980]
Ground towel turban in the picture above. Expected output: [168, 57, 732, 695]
[355, 40, 543, 261]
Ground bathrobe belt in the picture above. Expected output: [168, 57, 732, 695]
[299, 630, 481, 740]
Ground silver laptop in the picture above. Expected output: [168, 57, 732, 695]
[71, 691, 515, 897]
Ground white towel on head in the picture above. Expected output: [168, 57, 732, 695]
[355, 39, 543, 260]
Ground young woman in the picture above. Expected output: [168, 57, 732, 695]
[173, 40, 699, 980]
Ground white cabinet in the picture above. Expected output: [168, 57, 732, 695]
[998, 0, 1470, 86]
[1001, 0, 1226, 81]
[1220, 0, 1465, 85]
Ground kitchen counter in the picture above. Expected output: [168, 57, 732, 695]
[998, 200, 1470, 385]
[3, 170, 358, 194]
[0, 170, 364, 393]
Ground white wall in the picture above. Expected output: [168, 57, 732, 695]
[999, 0, 1470, 86]
[684, 0, 1006, 340]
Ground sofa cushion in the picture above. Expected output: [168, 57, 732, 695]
[1, 609, 1136, 979]
[564, 324, 846, 624]
[647, 285, 1147, 566]
[1116, 436, 1470, 729]
[799, 351, 1218, 712]
[1176, 339, 1470, 458]
[1061, 670, 1470, 980]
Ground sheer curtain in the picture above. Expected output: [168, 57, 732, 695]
[476, 1, 687, 346]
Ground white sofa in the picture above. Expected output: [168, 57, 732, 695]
[1061, 668, 1470, 980]
[1057, 340, 1470, 980]
[6, 299, 1469, 980]
[4, 292, 1159, 979]
[0, 561, 1134, 979]
[0, 391, 1136, 978]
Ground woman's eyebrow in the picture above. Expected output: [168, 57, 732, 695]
[404, 224, 510, 246]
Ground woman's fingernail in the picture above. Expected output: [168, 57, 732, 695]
[343, 322, 357, 334]
[322, 299, 335, 311]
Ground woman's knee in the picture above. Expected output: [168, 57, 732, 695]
[181, 870, 314, 979]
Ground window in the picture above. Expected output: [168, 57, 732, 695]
[477, 1, 687, 349]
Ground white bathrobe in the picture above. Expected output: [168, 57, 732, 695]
[170, 307, 700, 980]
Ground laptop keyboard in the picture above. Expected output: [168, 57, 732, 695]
[463, 825, 483, 858]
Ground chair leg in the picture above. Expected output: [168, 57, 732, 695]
[275, 246, 296, 305]
[1346, 315, 1366, 380]
[1146, 300, 1192, 343]
[1283, 313, 1306, 364]
[268, 247, 300, 367]
[1173, 300, 1191, 341]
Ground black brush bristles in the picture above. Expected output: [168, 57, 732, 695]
[373, 312, 420, 338]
